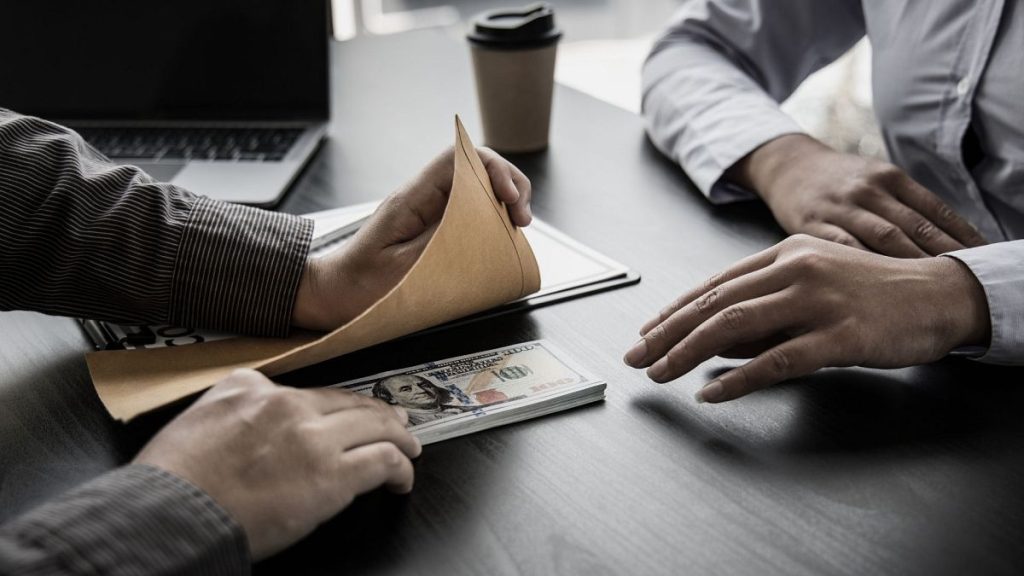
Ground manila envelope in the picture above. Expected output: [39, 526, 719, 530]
[87, 117, 541, 421]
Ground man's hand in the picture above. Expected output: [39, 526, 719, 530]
[134, 369, 421, 560]
[623, 235, 991, 404]
[728, 134, 986, 257]
[292, 146, 532, 330]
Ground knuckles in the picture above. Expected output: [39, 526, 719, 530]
[861, 161, 905, 188]
[702, 272, 726, 293]
[935, 202, 958, 225]
[785, 248, 829, 276]
[871, 221, 901, 246]
[913, 219, 937, 242]
[720, 305, 746, 331]
[766, 347, 794, 378]
[845, 180, 881, 205]
[694, 288, 720, 314]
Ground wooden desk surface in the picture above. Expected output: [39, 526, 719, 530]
[2, 30, 1023, 576]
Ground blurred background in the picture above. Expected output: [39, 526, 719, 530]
[333, 0, 886, 160]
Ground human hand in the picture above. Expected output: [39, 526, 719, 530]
[134, 369, 421, 560]
[292, 146, 532, 330]
[728, 134, 986, 257]
[623, 235, 991, 403]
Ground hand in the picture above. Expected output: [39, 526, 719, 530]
[292, 146, 532, 330]
[134, 369, 421, 560]
[728, 134, 986, 257]
[623, 235, 991, 404]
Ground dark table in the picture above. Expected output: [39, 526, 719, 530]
[3, 30, 1023, 576]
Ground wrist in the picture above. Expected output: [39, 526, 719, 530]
[931, 256, 991, 349]
[292, 257, 327, 330]
[726, 134, 831, 202]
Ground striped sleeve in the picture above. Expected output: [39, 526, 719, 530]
[0, 109, 312, 337]
[0, 465, 249, 576]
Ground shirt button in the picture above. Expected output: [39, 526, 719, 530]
[956, 77, 971, 97]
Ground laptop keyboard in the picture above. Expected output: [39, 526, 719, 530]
[75, 127, 303, 162]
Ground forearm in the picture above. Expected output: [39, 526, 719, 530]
[642, 0, 864, 199]
[0, 109, 312, 336]
[642, 38, 805, 199]
[0, 465, 248, 576]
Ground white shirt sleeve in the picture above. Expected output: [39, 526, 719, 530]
[641, 0, 866, 202]
[945, 241, 1024, 365]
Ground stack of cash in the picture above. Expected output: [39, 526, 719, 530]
[332, 340, 606, 445]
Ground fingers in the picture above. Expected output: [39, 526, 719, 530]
[857, 191, 965, 255]
[627, 267, 790, 369]
[340, 442, 416, 495]
[889, 174, 987, 248]
[803, 222, 867, 251]
[322, 405, 421, 459]
[398, 177, 450, 235]
[718, 334, 788, 359]
[479, 147, 533, 227]
[638, 247, 778, 337]
[644, 290, 803, 383]
[509, 169, 533, 226]
[305, 386, 408, 418]
[695, 332, 829, 403]
[830, 208, 928, 258]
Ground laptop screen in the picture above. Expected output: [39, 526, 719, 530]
[0, 0, 330, 122]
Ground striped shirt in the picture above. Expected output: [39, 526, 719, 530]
[0, 108, 312, 337]
[0, 109, 314, 575]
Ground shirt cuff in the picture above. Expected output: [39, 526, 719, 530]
[707, 179, 759, 205]
[1, 465, 249, 576]
[169, 197, 313, 337]
[943, 241, 1024, 365]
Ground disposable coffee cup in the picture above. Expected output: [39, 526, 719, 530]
[467, 3, 562, 153]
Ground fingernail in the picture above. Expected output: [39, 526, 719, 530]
[623, 338, 648, 367]
[639, 320, 657, 336]
[412, 435, 422, 455]
[647, 359, 668, 382]
[696, 380, 724, 404]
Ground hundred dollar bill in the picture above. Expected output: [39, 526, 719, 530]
[330, 340, 606, 445]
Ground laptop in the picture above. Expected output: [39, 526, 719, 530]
[0, 0, 331, 206]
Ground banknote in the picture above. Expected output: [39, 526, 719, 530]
[330, 340, 606, 444]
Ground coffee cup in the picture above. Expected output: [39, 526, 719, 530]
[467, 3, 562, 153]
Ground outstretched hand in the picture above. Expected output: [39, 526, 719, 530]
[624, 235, 991, 403]
[292, 146, 532, 330]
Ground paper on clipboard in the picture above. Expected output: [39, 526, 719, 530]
[87, 117, 542, 421]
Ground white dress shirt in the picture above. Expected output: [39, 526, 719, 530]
[643, 0, 1024, 364]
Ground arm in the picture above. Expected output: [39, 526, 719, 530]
[643, 2, 986, 257]
[0, 108, 311, 336]
[946, 241, 1024, 365]
[0, 109, 532, 570]
[0, 373, 422, 574]
[0, 466, 248, 576]
[642, 0, 865, 199]
[0, 108, 533, 334]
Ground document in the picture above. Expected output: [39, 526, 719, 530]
[87, 117, 541, 421]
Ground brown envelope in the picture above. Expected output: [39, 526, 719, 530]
[87, 117, 541, 421]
